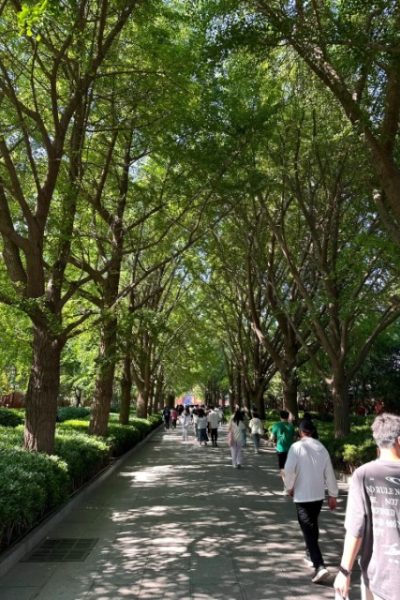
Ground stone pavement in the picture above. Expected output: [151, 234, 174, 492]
[0, 425, 361, 600]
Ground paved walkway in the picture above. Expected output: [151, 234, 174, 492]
[0, 426, 360, 600]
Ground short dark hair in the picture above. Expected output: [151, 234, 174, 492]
[299, 419, 314, 435]
[280, 410, 289, 420]
[372, 413, 400, 448]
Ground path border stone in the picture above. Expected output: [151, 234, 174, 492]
[0, 424, 162, 578]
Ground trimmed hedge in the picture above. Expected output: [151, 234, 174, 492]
[0, 445, 69, 549]
[106, 424, 143, 456]
[57, 406, 91, 422]
[0, 408, 24, 427]
[55, 431, 110, 488]
[0, 413, 162, 552]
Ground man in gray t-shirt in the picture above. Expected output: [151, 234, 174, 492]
[334, 413, 400, 600]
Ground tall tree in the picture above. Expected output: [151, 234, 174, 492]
[0, 1, 143, 452]
[249, 1, 400, 245]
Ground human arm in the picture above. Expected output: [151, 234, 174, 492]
[334, 468, 366, 597]
[324, 455, 339, 500]
[333, 533, 363, 598]
[283, 446, 297, 492]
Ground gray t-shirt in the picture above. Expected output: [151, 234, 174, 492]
[345, 459, 400, 600]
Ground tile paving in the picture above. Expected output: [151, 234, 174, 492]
[0, 425, 361, 599]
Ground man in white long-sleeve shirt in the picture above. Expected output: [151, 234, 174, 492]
[284, 419, 339, 584]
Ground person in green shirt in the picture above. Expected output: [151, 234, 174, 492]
[271, 410, 296, 489]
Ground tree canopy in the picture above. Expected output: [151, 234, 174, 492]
[0, 0, 399, 449]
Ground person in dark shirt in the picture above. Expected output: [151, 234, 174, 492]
[162, 406, 171, 430]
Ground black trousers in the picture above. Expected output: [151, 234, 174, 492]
[296, 500, 324, 568]
[210, 428, 218, 445]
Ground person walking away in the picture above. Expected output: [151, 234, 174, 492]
[162, 406, 171, 430]
[180, 407, 191, 443]
[334, 412, 400, 600]
[228, 409, 246, 468]
[271, 410, 296, 486]
[207, 406, 220, 447]
[284, 419, 338, 584]
[197, 408, 209, 446]
[192, 408, 199, 441]
[170, 407, 178, 429]
[249, 410, 264, 454]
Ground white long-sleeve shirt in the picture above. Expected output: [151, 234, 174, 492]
[284, 436, 338, 502]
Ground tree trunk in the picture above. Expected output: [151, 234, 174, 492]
[152, 374, 164, 414]
[24, 325, 62, 453]
[243, 389, 251, 412]
[329, 368, 350, 438]
[234, 370, 242, 408]
[255, 385, 266, 420]
[119, 354, 132, 425]
[89, 316, 117, 436]
[282, 371, 299, 421]
[166, 392, 175, 410]
[136, 388, 148, 418]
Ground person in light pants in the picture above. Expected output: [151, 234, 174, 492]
[180, 407, 191, 442]
[228, 409, 246, 468]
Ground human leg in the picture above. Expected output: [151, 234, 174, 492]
[236, 442, 243, 466]
[277, 451, 288, 485]
[253, 433, 260, 452]
[295, 501, 324, 569]
[211, 428, 218, 446]
[230, 442, 238, 466]
[231, 441, 243, 466]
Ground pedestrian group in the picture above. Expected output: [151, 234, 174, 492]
[161, 403, 400, 599]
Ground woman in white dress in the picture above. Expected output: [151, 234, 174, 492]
[228, 409, 246, 468]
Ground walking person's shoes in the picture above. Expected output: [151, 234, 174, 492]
[311, 565, 329, 583]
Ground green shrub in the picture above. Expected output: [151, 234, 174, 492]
[342, 440, 376, 468]
[55, 430, 109, 488]
[0, 413, 159, 551]
[0, 424, 24, 446]
[58, 419, 90, 432]
[57, 407, 90, 422]
[147, 414, 163, 428]
[0, 408, 24, 427]
[0, 446, 69, 550]
[106, 424, 142, 456]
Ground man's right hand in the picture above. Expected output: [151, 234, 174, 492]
[328, 495, 337, 510]
[333, 571, 350, 598]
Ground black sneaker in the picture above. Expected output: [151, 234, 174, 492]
[311, 566, 329, 583]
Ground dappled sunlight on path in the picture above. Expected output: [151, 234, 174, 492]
[0, 426, 357, 599]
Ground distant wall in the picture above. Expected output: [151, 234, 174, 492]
[0, 391, 25, 408]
